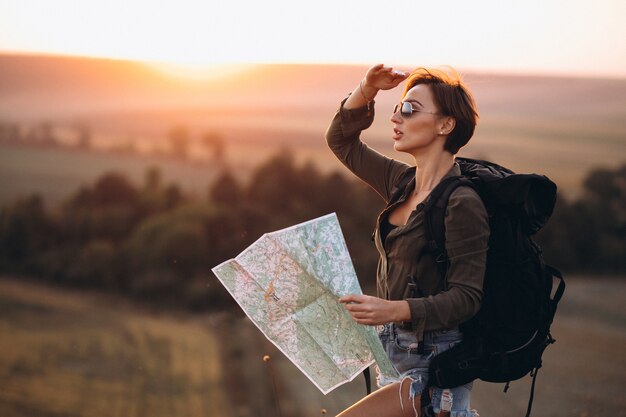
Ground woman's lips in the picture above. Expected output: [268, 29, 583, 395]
[392, 128, 403, 140]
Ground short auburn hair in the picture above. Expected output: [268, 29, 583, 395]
[403, 67, 478, 154]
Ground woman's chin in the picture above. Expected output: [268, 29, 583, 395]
[393, 141, 410, 153]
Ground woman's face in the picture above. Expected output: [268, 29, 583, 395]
[390, 83, 443, 157]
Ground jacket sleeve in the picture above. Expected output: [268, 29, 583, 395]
[407, 186, 489, 339]
[325, 96, 409, 201]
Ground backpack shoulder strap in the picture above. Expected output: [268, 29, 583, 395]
[423, 176, 476, 279]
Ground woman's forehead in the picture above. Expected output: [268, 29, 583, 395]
[403, 84, 434, 104]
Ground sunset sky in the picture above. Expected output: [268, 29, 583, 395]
[1, 0, 625, 78]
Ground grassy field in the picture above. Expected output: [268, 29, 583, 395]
[1, 276, 625, 417]
[0, 278, 233, 417]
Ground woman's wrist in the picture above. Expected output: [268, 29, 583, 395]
[344, 80, 377, 109]
[360, 79, 378, 102]
[392, 300, 411, 322]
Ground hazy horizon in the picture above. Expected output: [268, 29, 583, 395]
[1, 52, 625, 202]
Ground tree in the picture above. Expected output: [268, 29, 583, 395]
[537, 162, 626, 273]
[583, 163, 626, 228]
[210, 170, 242, 206]
[247, 148, 299, 212]
[202, 131, 225, 162]
[124, 205, 211, 300]
[76, 123, 92, 149]
[143, 165, 163, 194]
[92, 172, 139, 206]
[66, 240, 118, 288]
[167, 125, 190, 159]
[61, 172, 142, 244]
[164, 184, 184, 209]
[0, 194, 57, 270]
[581, 163, 626, 270]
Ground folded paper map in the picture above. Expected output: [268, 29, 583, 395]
[211, 213, 398, 394]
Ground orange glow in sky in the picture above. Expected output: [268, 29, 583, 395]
[1, 0, 625, 78]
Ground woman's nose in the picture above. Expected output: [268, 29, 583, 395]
[390, 108, 402, 124]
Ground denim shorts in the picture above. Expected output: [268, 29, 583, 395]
[376, 323, 478, 417]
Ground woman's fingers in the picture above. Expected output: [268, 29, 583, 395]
[345, 309, 375, 324]
[339, 294, 367, 304]
[341, 295, 407, 325]
[365, 65, 409, 91]
[366, 63, 385, 75]
[385, 67, 409, 84]
[341, 294, 386, 325]
[345, 304, 371, 314]
[367, 65, 391, 80]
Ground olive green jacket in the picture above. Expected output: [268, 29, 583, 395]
[325, 98, 489, 341]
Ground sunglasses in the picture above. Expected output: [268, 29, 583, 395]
[393, 101, 439, 118]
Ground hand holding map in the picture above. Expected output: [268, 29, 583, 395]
[211, 213, 398, 394]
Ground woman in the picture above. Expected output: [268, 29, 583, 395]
[325, 64, 489, 417]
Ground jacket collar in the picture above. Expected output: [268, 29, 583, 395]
[400, 162, 461, 201]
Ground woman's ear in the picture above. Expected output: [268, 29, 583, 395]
[439, 117, 456, 135]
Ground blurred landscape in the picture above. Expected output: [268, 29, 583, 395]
[1, 53, 626, 204]
[1, 53, 625, 416]
[1, 276, 624, 417]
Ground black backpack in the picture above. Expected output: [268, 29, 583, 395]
[392, 158, 565, 417]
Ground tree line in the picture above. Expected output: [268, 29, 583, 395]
[0, 152, 624, 312]
[0, 121, 225, 162]
[0, 150, 382, 311]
